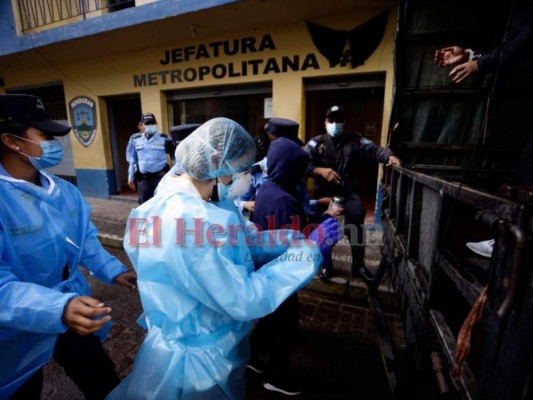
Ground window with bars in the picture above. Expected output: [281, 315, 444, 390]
[16, 0, 135, 32]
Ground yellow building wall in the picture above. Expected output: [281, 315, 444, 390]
[3, 7, 397, 172]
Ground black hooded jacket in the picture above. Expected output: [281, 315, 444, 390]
[252, 138, 310, 232]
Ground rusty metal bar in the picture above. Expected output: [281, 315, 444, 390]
[390, 167, 525, 222]
[496, 222, 527, 319]
[429, 310, 477, 400]
[430, 352, 450, 397]
[472, 210, 528, 319]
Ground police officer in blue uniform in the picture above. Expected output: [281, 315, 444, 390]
[126, 113, 172, 204]
[305, 105, 401, 282]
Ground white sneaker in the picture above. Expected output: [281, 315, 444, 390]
[466, 239, 495, 258]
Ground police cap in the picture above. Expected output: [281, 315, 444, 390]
[325, 105, 346, 121]
[140, 113, 157, 125]
[265, 118, 303, 145]
[0, 94, 71, 136]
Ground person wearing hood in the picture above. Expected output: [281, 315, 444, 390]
[237, 118, 328, 216]
[0, 94, 136, 399]
[107, 118, 333, 400]
[126, 112, 173, 204]
[237, 118, 301, 214]
[305, 105, 401, 282]
[250, 138, 342, 396]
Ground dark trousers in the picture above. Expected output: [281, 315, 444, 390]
[343, 192, 367, 273]
[249, 294, 300, 376]
[137, 176, 162, 204]
[10, 330, 119, 400]
[315, 190, 366, 273]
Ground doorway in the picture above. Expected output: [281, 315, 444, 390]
[304, 74, 386, 218]
[107, 95, 142, 194]
[166, 83, 272, 138]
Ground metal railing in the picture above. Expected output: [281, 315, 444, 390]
[17, 0, 135, 32]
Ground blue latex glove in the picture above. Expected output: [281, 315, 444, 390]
[308, 217, 342, 262]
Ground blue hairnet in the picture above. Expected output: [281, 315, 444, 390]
[175, 117, 256, 180]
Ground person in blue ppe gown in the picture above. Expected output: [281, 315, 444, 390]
[249, 137, 343, 395]
[107, 117, 341, 400]
[0, 94, 137, 399]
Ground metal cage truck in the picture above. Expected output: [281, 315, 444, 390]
[372, 1, 533, 399]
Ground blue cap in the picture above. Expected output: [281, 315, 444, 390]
[0, 94, 71, 136]
[325, 105, 346, 120]
[140, 112, 157, 124]
[265, 117, 301, 142]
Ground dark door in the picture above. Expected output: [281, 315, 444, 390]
[305, 74, 385, 207]
[107, 95, 142, 194]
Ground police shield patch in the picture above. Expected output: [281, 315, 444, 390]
[69, 96, 97, 147]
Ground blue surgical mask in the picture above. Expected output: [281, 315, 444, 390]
[15, 136, 64, 170]
[145, 125, 157, 135]
[216, 179, 230, 202]
[326, 122, 344, 137]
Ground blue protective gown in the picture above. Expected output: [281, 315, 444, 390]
[0, 165, 127, 398]
[108, 178, 322, 399]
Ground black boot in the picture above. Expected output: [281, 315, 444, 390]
[351, 246, 374, 284]
[352, 262, 375, 284]
[319, 265, 332, 280]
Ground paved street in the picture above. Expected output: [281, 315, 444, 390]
[41, 246, 400, 399]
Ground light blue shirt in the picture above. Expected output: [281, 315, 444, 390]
[126, 131, 169, 181]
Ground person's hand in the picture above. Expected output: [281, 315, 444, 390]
[386, 155, 401, 167]
[128, 179, 136, 190]
[316, 197, 332, 206]
[62, 296, 112, 335]
[434, 46, 467, 67]
[449, 60, 479, 83]
[309, 217, 343, 260]
[244, 201, 255, 212]
[315, 167, 341, 185]
[325, 199, 344, 217]
[114, 270, 137, 290]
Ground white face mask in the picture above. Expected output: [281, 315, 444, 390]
[214, 172, 252, 202]
[326, 122, 344, 137]
[226, 171, 252, 199]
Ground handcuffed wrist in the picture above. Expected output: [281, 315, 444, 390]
[465, 48, 482, 62]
